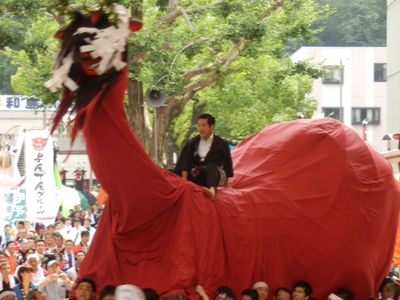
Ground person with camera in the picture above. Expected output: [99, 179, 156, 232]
[39, 260, 73, 300]
[176, 113, 233, 200]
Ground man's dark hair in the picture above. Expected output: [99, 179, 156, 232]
[143, 287, 159, 300]
[241, 289, 258, 300]
[42, 253, 56, 266]
[53, 232, 63, 239]
[334, 288, 354, 300]
[65, 239, 74, 245]
[100, 285, 116, 300]
[379, 277, 394, 293]
[385, 282, 400, 299]
[293, 281, 313, 297]
[77, 277, 96, 293]
[47, 224, 55, 229]
[18, 220, 25, 226]
[81, 231, 90, 238]
[35, 239, 45, 245]
[274, 288, 291, 298]
[6, 241, 15, 248]
[198, 113, 215, 126]
[26, 288, 41, 300]
[216, 286, 235, 300]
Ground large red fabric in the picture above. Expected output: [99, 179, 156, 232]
[73, 71, 400, 300]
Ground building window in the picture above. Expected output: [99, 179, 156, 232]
[374, 63, 387, 82]
[351, 107, 380, 125]
[322, 66, 343, 84]
[322, 107, 340, 120]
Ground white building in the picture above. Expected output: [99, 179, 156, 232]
[291, 47, 389, 151]
[0, 95, 96, 188]
[387, 0, 400, 136]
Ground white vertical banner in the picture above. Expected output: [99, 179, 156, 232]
[25, 130, 57, 223]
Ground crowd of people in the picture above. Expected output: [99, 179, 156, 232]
[0, 202, 399, 300]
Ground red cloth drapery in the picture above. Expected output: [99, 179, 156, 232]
[72, 69, 400, 300]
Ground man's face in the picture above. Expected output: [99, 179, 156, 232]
[55, 237, 63, 247]
[33, 290, 47, 300]
[6, 242, 16, 252]
[76, 282, 94, 300]
[256, 287, 269, 300]
[2, 294, 16, 300]
[76, 252, 85, 264]
[36, 242, 45, 253]
[65, 220, 72, 226]
[197, 118, 214, 140]
[74, 221, 81, 228]
[28, 239, 35, 249]
[382, 284, 393, 300]
[48, 263, 59, 274]
[45, 235, 54, 245]
[292, 287, 309, 300]
[241, 296, 252, 300]
[84, 220, 91, 228]
[65, 242, 74, 252]
[18, 229, 27, 238]
[20, 242, 29, 251]
[274, 291, 291, 300]
[82, 235, 90, 244]
[1, 264, 11, 274]
[28, 257, 39, 269]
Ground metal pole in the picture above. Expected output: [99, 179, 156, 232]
[154, 107, 158, 165]
[339, 59, 343, 123]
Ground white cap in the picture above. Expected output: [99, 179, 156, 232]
[252, 282, 269, 290]
[328, 294, 343, 300]
[115, 284, 145, 300]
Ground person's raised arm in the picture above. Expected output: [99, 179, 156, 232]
[182, 171, 188, 180]
[195, 285, 210, 300]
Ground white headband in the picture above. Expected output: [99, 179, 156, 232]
[0, 290, 17, 299]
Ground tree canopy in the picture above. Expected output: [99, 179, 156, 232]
[1, 0, 329, 166]
[310, 0, 386, 46]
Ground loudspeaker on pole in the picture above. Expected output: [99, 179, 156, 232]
[145, 89, 167, 108]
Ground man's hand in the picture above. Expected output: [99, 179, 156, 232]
[195, 285, 209, 300]
[49, 273, 58, 281]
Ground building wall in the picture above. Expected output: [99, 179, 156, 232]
[387, 0, 400, 138]
[0, 95, 96, 187]
[291, 47, 388, 151]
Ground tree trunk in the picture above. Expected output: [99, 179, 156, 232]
[126, 79, 148, 147]
[126, 1, 149, 148]
[148, 98, 188, 165]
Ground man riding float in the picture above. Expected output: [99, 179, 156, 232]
[176, 114, 233, 200]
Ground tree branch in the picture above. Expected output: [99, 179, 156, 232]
[168, 0, 179, 13]
[183, 37, 245, 82]
[158, 0, 223, 24]
[257, 0, 286, 21]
